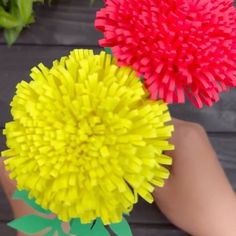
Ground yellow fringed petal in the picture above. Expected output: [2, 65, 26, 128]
[2, 49, 174, 224]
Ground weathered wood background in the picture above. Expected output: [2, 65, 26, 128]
[0, 0, 236, 235]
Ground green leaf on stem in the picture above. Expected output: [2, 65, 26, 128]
[13, 190, 51, 214]
[0, 6, 18, 28]
[109, 217, 133, 236]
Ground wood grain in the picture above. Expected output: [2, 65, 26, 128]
[0, 0, 235, 48]
[131, 225, 188, 236]
[0, 45, 236, 131]
[0, 45, 100, 127]
[170, 90, 236, 133]
[0, 0, 104, 46]
[0, 1, 235, 235]
[0, 188, 12, 221]
[0, 222, 15, 236]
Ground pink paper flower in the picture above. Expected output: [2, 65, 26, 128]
[95, 0, 236, 108]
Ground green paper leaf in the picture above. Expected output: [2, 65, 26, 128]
[9, 214, 68, 236]
[109, 217, 133, 236]
[0, 6, 18, 28]
[70, 218, 109, 236]
[47, 229, 68, 236]
[16, 0, 33, 24]
[70, 219, 93, 235]
[13, 190, 51, 214]
[91, 219, 109, 236]
[104, 47, 112, 55]
[8, 214, 51, 234]
[43, 230, 54, 236]
[57, 230, 69, 236]
[49, 218, 68, 236]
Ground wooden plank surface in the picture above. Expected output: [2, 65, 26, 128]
[169, 90, 236, 133]
[0, 0, 236, 235]
[0, 188, 12, 222]
[0, 0, 103, 46]
[0, 223, 15, 236]
[0, 45, 99, 127]
[0, 45, 236, 131]
[131, 225, 188, 236]
[0, 0, 235, 47]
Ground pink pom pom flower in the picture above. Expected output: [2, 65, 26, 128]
[95, 0, 236, 108]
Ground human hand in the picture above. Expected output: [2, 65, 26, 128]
[154, 119, 236, 236]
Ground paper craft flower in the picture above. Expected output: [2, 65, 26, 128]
[2, 49, 173, 224]
[95, 0, 236, 108]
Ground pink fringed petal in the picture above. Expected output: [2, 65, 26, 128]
[95, 0, 236, 108]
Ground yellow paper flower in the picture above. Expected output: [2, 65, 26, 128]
[2, 49, 174, 224]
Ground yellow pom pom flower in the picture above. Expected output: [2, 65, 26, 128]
[2, 49, 174, 224]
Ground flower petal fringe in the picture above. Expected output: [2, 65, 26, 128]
[2, 49, 174, 224]
[95, 0, 236, 108]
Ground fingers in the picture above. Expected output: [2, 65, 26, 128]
[1, 158, 60, 236]
[0, 158, 16, 202]
[154, 120, 236, 236]
[0, 158, 37, 218]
